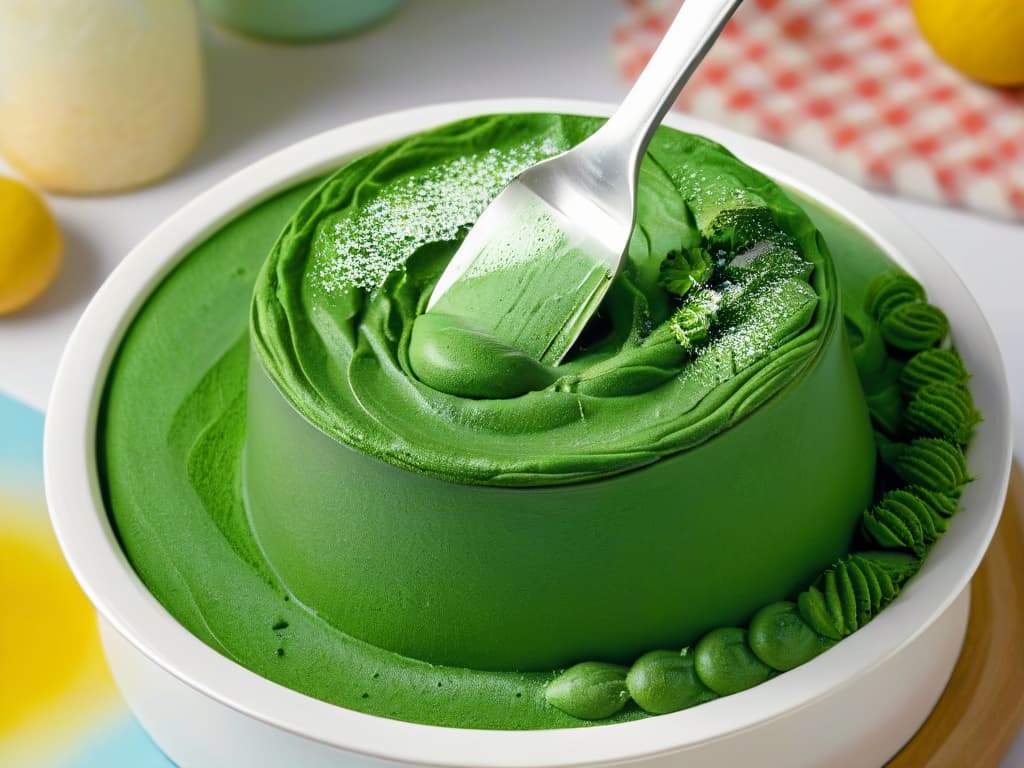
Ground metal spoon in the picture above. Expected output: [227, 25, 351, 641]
[425, 0, 745, 366]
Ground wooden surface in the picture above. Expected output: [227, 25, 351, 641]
[889, 464, 1024, 767]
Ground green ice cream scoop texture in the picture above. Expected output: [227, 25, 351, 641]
[548, 270, 978, 722]
[251, 114, 827, 485]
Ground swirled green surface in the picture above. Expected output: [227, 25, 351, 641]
[101, 114, 954, 729]
[251, 114, 829, 485]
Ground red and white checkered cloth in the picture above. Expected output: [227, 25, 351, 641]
[613, 0, 1024, 220]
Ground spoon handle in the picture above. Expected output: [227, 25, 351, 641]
[598, 0, 745, 165]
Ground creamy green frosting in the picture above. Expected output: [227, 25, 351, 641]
[544, 270, 979, 721]
[667, 286, 721, 352]
[625, 649, 717, 715]
[660, 247, 714, 298]
[883, 436, 971, 494]
[907, 484, 960, 519]
[748, 601, 831, 671]
[863, 488, 949, 555]
[251, 114, 828, 486]
[101, 116, 976, 729]
[415, 188, 614, 372]
[899, 348, 969, 395]
[905, 382, 980, 444]
[407, 312, 557, 399]
[863, 270, 926, 320]
[880, 302, 950, 351]
[543, 662, 630, 720]
[693, 627, 775, 696]
[796, 552, 919, 640]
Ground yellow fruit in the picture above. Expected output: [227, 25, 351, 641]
[912, 0, 1024, 86]
[0, 176, 62, 315]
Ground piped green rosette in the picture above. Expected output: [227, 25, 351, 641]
[546, 269, 979, 720]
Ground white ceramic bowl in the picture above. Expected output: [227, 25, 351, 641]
[45, 99, 1012, 768]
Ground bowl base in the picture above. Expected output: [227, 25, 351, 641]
[99, 589, 969, 768]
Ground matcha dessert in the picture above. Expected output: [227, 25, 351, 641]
[100, 113, 979, 728]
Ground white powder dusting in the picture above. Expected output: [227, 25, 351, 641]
[682, 237, 816, 388]
[311, 133, 817, 395]
[314, 138, 561, 293]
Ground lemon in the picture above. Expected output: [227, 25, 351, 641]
[912, 0, 1024, 86]
[0, 177, 62, 315]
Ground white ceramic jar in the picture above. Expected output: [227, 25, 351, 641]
[0, 0, 204, 193]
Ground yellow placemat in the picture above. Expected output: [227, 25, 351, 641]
[0, 393, 171, 767]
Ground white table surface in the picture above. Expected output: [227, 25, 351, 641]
[1, 1, 1021, 763]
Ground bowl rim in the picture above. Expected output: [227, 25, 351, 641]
[44, 98, 1012, 767]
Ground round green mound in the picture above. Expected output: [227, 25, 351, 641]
[251, 114, 835, 486]
[100, 114, 975, 729]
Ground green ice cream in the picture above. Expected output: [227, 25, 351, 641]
[100, 113, 969, 729]
[251, 114, 830, 486]
[242, 115, 882, 672]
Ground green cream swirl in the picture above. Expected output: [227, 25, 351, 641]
[796, 552, 919, 640]
[748, 601, 831, 671]
[863, 270, 926, 320]
[251, 114, 832, 486]
[884, 436, 971, 494]
[880, 303, 950, 351]
[899, 348, 969, 395]
[905, 382, 980, 444]
[862, 488, 950, 555]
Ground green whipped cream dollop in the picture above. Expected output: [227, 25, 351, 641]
[251, 114, 829, 485]
[880, 303, 950, 351]
[693, 627, 775, 696]
[899, 348, 969, 394]
[796, 551, 919, 640]
[543, 662, 631, 720]
[625, 649, 717, 715]
[904, 382, 980, 444]
[748, 601, 831, 671]
[863, 270, 926, 320]
[883, 436, 972, 493]
[862, 488, 950, 555]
